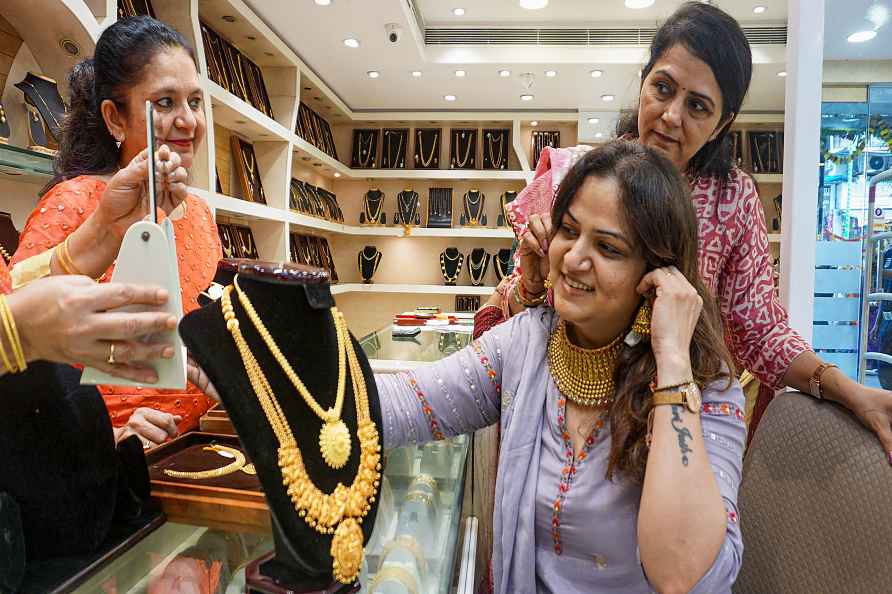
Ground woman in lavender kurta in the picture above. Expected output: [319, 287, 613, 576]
[376, 142, 745, 594]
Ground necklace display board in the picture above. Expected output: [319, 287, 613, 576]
[179, 260, 383, 591]
[467, 248, 490, 286]
[450, 129, 477, 169]
[381, 129, 408, 169]
[296, 103, 338, 160]
[482, 129, 509, 170]
[0, 212, 19, 264]
[393, 190, 421, 227]
[455, 295, 481, 312]
[15, 73, 66, 143]
[231, 137, 267, 204]
[439, 248, 464, 286]
[219, 223, 260, 260]
[290, 235, 338, 282]
[200, 22, 274, 118]
[414, 128, 441, 169]
[497, 191, 518, 227]
[749, 131, 784, 174]
[351, 129, 379, 169]
[730, 130, 743, 168]
[426, 187, 453, 228]
[0, 101, 10, 144]
[118, 0, 156, 18]
[357, 246, 382, 283]
[531, 130, 561, 169]
[494, 248, 512, 282]
[23, 99, 53, 156]
[459, 190, 486, 227]
[360, 189, 386, 225]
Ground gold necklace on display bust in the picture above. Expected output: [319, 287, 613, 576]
[547, 320, 623, 408]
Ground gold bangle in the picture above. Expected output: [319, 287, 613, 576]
[512, 278, 546, 307]
[406, 491, 433, 507]
[0, 295, 26, 373]
[162, 444, 247, 479]
[409, 473, 438, 493]
[382, 535, 428, 576]
[55, 237, 80, 276]
[0, 299, 16, 374]
[369, 565, 419, 594]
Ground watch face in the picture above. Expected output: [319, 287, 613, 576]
[684, 384, 702, 414]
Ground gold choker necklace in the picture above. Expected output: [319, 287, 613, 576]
[221, 283, 381, 584]
[547, 320, 622, 408]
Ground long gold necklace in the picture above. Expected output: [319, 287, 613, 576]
[385, 131, 405, 167]
[363, 191, 384, 223]
[241, 146, 265, 203]
[358, 248, 381, 281]
[547, 320, 622, 408]
[468, 250, 487, 285]
[440, 251, 463, 284]
[463, 191, 483, 225]
[163, 444, 253, 479]
[417, 130, 438, 167]
[453, 130, 473, 168]
[18, 80, 62, 131]
[230, 51, 250, 99]
[398, 191, 418, 225]
[234, 276, 351, 469]
[221, 284, 380, 584]
[494, 251, 510, 280]
[487, 132, 504, 169]
[358, 132, 375, 168]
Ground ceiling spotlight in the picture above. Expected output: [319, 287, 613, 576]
[601, 94, 615, 102]
[625, 0, 655, 7]
[587, 117, 600, 124]
[367, 70, 380, 78]
[343, 38, 360, 48]
[545, 70, 557, 77]
[444, 94, 457, 101]
[499, 69, 511, 77]
[590, 69, 603, 78]
[753, 5, 766, 13]
[595, 132, 604, 138]
[221, 15, 236, 22]
[411, 70, 422, 77]
[519, 0, 548, 8]
[777, 71, 787, 77]
[314, 0, 332, 5]
[848, 30, 877, 43]
[455, 69, 466, 77]
[520, 94, 534, 101]
[530, 121, 539, 126]
[452, 7, 465, 16]
[334, 172, 342, 177]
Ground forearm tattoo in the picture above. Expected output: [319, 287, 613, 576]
[670, 405, 694, 466]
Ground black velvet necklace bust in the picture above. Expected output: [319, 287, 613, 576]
[467, 248, 490, 286]
[179, 260, 382, 591]
[495, 248, 512, 281]
[440, 247, 464, 285]
[15, 72, 66, 142]
[358, 246, 381, 283]
[360, 190, 386, 225]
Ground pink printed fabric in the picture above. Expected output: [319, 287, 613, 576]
[504, 145, 810, 392]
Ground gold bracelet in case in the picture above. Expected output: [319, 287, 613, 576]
[162, 444, 247, 479]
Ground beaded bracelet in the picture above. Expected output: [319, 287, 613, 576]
[0, 294, 26, 373]
[512, 278, 546, 307]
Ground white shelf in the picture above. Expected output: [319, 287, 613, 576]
[768, 233, 782, 243]
[331, 283, 495, 296]
[348, 168, 528, 181]
[208, 81, 291, 143]
[196, 189, 288, 223]
[754, 173, 783, 184]
[292, 135, 351, 177]
[283, 211, 515, 239]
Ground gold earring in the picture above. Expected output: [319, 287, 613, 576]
[624, 298, 652, 347]
[543, 275, 554, 290]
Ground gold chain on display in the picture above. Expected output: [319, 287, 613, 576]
[453, 130, 473, 167]
[163, 444, 247, 479]
[487, 131, 504, 168]
[440, 251, 463, 284]
[416, 130, 438, 167]
[18, 80, 62, 131]
[234, 276, 351, 470]
[357, 132, 375, 168]
[221, 282, 381, 584]
[363, 192, 385, 223]
[468, 251, 487, 285]
[547, 320, 622, 408]
[463, 191, 483, 225]
[397, 192, 418, 225]
[384, 131, 405, 167]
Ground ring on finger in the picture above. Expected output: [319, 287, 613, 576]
[107, 343, 117, 365]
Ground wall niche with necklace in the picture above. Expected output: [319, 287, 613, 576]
[214, 124, 291, 210]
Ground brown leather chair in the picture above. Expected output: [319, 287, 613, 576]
[734, 391, 892, 593]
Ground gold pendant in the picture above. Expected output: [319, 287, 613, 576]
[331, 518, 364, 584]
[320, 418, 352, 469]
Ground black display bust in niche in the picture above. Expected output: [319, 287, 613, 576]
[439, 247, 464, 286]
[497, 191, 518, 227]
[467, 248, 490, 286]
[460, 190, 487, 227]
[357, 246, 381, 283]
[179, 259, 382, 592]
[359, 189, 386, 225]
[393, 189, 421, 226]
[495, 248, 512, 282]
[15, 72, 66, 142]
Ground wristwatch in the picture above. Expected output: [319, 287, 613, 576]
[652, 382, 702, 414]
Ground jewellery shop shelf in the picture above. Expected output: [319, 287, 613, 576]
[208, 80, 291, 143]
[196, 188, 290, 223]
[0, 143, 54, 183]
[753, 173, 783, 184]
[331, 283, 495, 296]
[767, 233, 781, 244]
[348, 168, 528, 181]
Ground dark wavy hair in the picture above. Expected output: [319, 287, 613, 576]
[44, 16, 196, 194]
[616, 1, 752, 180]
[550, 140, 734, 483]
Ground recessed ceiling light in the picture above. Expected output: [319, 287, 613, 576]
[519, 0, 548, 8]
[848, 30, 877, 43]
[545, 70, 557, 77]
[520, 94, 534, 101]
[411, 70, 423, 77]
[221, 15, 236, 22]
[455, 69, 466, 77]
[601, 94, 615, 102]
[367, 70, 380, 78]
[444, 94, 457, 101]
[499, 69, 511, 77]
[334, 172, 341, 177]
[452, 7, 465, 16]
[530, 120, 539, 126]
[625, 0, 655, 8]
[590, 69, 603, 78]
[343, 38, 360, 48]
[587, 117, 600, 124]
[753, 5, 766, 13]
[264, 52, 274, 57]
[777, 71, 787, 77]
[595, 132, 604, 138]
[246, 35, 256, 41]
[314, 0, 332, 5]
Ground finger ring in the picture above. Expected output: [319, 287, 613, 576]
[107, 343, 116, 365]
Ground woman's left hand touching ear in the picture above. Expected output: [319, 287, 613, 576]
[637, 266, 703, 378]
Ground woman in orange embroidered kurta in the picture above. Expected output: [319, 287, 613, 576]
[11, 17, 221, 439]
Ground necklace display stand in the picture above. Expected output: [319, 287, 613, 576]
[494, 248, 512, 282]
[357, 246, 382, 283]
[482, 129, 509, 170]
[414, 128, 440, 170]
[439, 248, 464, 286]
[426, 187, 453, 228]
[15, 72, 66, 143]
[381, 129, 408, 169]
[351, 129, 379, 169]
[450, 129, 477, 169]
[531, 130, 560, 169]
[467, 248, 490, 286]
[393, 190, 420, 227]
[497, 191, 518, 227]
[231, 137, 267, 204]
[459, 190, 486, 227]
[179, 260, 382, 592]
[360, 190, 386, 225]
